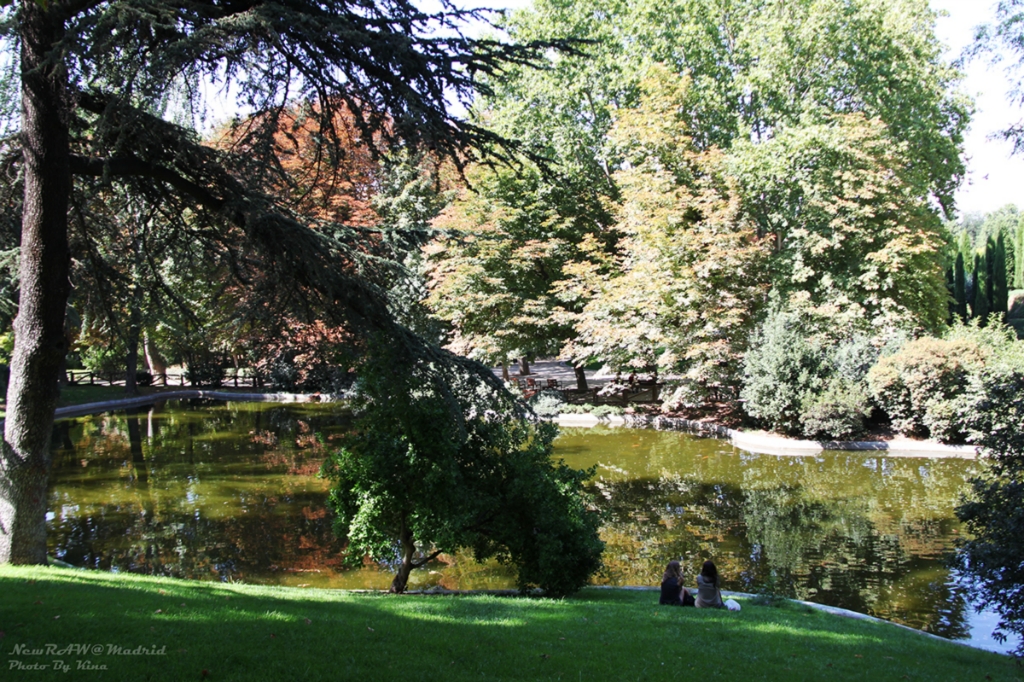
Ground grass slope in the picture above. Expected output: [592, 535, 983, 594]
[1, 567, 1018, 681]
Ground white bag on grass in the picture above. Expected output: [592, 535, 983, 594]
[725, 599, 741, 611]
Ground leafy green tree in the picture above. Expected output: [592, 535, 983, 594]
[0, 0, 571, 565]
[322, 340, 604, 595]
[444, 0, 966, 382]
[559, 67, 770, 394]
[730, 113, 950, 333]
[974, 0, 1024, 155]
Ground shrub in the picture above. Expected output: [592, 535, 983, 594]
[589, 404, 624, 418]
[799, 378, 872, 440]
[867, 337, 987, 438]
[135, 371, 153, 387]
[741, 309, 825, 435]
[830, 333, 882, 385]
[529, 390, 567, 418]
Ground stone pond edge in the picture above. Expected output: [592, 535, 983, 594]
[36, 391, 977, 459]
[553, 413, 978, 459]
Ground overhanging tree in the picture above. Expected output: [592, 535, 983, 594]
[322, 340, 604, 595]
[0, 0, 572, 565]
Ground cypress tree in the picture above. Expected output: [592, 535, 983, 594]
[973, 253, 989, 323]
[986, 240, 996, 317]
[945, 265, 955, 323]
[954, 252, 968, 321]
[1016, 218, 1024, 290]
[994, 232, 1009, 320]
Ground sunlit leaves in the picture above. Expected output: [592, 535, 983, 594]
[561, 67, 770, 390]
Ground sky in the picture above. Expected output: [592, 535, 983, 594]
[465, 0, 1024, 219]
[930, 0, 1024, 217]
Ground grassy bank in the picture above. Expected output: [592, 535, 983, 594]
[1, 566, 1018, 681]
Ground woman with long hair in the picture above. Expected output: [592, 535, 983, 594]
[695, 560, 725, 608]
[659, 560, 695, 606]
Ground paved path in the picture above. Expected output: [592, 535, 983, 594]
[491, 360, 617, 387]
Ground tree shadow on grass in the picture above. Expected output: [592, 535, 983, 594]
[1, 567, 1015, 682]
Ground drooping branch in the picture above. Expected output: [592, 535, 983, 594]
[68, 154, 227, 214]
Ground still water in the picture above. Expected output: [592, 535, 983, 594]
[46, 399, 1010, 652]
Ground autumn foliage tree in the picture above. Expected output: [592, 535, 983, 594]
[425, 162, 607, 372]
[558, 68, 770, 396]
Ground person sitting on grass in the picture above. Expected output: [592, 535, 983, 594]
[659, 560, 695, 607]
[695, 560, 725, 609]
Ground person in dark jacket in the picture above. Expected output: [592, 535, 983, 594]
[659, 560, 695, 606]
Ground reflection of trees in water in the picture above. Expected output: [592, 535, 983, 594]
[50, 414, 976, 636]
[587, 449, 974, 639]
[49, 492, 343, 581]
[591, 475, 750, 588]
[48, 401, 349, 583]
[738, 454, 973, 638]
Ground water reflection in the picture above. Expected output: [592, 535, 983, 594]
[47, 403, 1003, 649]
[555, 426, 981, 643]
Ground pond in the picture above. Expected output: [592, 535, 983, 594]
[46, 399, 1015, 653]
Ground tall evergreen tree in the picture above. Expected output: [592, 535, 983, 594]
[973, 253, 990, 323]
[0, 0, 571, 566]
[987, 239, 997, 318]
[994, 232, 1009, 319]
[1016, 217, 1024, 289]
[954, 252, 968, 322]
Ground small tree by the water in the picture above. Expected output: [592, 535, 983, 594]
[322, 340, 604, 596]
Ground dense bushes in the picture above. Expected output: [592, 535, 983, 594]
[798, 379, 872, 440]
[740, 309, 875, 439]
[866, 337, 987, 439]
[864, 323, 1022, 442]
[739, 311, 1024, 443]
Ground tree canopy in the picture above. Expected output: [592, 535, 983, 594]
[0, 0, 574, 565]
[323, 340, 604, 595]
[426, 0, 967, 387]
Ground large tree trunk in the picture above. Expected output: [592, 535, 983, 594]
[1, 2, 72, 565]
[574, 365, 589, 392]
[144, 333, 167, 376]
[390, 520, 415, 594]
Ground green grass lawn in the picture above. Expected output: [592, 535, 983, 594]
[1, 566, 1018, 682]
[56, 384, 131, 407]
